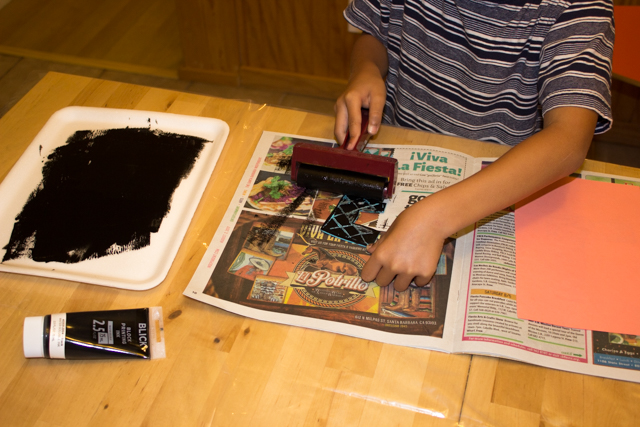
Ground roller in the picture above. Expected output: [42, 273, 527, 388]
[290, 110, 397, 200]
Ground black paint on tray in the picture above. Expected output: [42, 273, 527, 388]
[2, 127, 208, 263]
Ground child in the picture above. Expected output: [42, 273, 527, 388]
[335, 0, 614, 291]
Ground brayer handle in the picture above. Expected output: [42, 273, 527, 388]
[342, 108, 371, 152]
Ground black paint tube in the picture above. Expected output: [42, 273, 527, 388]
[23, 307, 165, 360]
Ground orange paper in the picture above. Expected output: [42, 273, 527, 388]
[515, 177, 640, 335]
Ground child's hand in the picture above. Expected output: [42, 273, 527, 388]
[334, 69, 386, 149]
[334, 34, 389, 149]
[360, 199, 449, 292]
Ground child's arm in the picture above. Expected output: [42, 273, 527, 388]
[334, 34, 388, 149]
[361, 107, 598, 291]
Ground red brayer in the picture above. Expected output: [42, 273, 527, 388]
[290, 109, 398, 200]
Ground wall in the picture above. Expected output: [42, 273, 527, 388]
[176, 0, 357, 98]
[176, 0, 640, 168]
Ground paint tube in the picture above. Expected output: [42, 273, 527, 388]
[23, 307, 165, 360]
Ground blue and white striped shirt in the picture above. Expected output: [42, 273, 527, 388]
[345, 0, 614, 146]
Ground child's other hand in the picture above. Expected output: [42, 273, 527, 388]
[360, 200, 449, 292]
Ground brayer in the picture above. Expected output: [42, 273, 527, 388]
[290, 109, 398, 200]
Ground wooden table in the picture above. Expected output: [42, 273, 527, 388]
[1, 72, 639, 427]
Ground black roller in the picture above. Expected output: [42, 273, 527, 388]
[296, 163, 386, 200]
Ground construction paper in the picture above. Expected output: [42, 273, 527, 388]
[515, 177, 640, 335]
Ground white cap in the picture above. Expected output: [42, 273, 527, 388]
[23, 316, 46, 358]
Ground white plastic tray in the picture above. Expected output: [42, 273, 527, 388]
[0, 107, 229, 290]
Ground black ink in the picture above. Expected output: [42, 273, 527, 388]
[295, 163, 387, 200]
[275, 156, 291, 171]
[168, 310, 182, 319]
[321, 195, 386, 247]
[3, 128, 207, 263]
[245, 190, 311, 249]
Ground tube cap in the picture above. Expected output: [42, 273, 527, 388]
[23, 316, 46, 358]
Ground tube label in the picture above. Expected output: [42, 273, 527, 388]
[49, 313, 67, 359]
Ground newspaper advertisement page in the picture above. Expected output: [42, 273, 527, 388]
[453, 167, 640, 382]
[185, 132, 473, 350]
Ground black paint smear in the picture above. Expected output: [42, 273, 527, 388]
[245, 190, 312, 249]
[3, 128, 208, 263]
[275, 155, 291, 171]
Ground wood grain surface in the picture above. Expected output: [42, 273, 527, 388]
[0, 0, 181, 77]
[176, 0, 358, 97]
[0, 72, 639, 427]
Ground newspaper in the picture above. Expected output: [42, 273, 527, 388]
[185, 131, 640, 383]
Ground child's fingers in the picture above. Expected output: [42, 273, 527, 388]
[413, 273, 434, 287]
[360, 254, 382, 283]
[367, 94, 385, 136]
[334, 99, 349, 144]
[372, 267, 396, 288]
[392, 274, 414, 292]
[366, 233, 386, 254]
[345, 102, 364, 149]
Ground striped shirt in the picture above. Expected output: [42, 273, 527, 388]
[344, 0, 614, 146]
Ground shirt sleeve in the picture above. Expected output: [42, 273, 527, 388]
[538, 0, 615, 134]
[344, 0, 391, 47]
